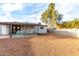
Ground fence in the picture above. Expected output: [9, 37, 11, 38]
[53, 28, 79, 38]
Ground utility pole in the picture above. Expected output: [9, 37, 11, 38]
[35, 15, 36, 23]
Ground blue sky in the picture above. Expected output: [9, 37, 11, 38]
[11, 4, 48, 19]
[0, 2, 79, 23]
[54, 1, 79, 21]
[0, 3, 49, 23]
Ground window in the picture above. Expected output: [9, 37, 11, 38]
[40, 27, 43, 29]
[22, 26, 25, 30]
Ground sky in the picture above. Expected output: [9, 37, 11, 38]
[0, 0, 79, 23]
[54, 0, 79, 21]
[0, 3, 49, 23]
[55, 3, 79, 21]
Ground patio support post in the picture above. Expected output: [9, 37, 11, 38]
[9, 25, 12, 38]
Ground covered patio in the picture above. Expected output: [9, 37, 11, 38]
[0, 22, 47, 38]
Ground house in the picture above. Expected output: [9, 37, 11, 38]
[0, 22, 47, 38]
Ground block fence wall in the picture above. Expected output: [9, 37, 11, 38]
[53, 28, 79, 38]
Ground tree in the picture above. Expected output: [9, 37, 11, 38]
[59, 18, 79, 29]
[57, 14, 63, 24]
[41, 3, 63, 29]
[41, 3, 57, 28]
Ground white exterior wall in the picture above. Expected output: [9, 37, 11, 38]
[34, 26, 38, 33]
[0, 25, 2, 34]
[17, 27, 35, 34]
[14, 26, 47, 34]
[34, 26, 47, 34]
[38, 26, 47, 33]
[0, 25, 10, 39]
[26, 28, 34, 34]
[1, 25, 9, 35]
[0, 25, 47, 35]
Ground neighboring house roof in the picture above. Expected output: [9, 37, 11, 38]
[0, 22, 47, 26]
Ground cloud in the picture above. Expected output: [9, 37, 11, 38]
[17, 9, 47, 23]
[1, 2, 79, 22]
[11, 3, 48, 16]
[0, 3, 48, 23]
[10, 3, 48, 22]
[54, 2, 79, 21]
[0, 3, 23, 18]
[1, 3, 23, 12]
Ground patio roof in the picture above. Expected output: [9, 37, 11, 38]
[0, 22, 47, 26]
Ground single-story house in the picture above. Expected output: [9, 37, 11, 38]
[0, 22, 47, 38]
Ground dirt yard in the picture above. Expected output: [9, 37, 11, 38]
[0, 33, 79, 56]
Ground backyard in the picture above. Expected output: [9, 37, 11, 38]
[0, 33, 79, 56]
